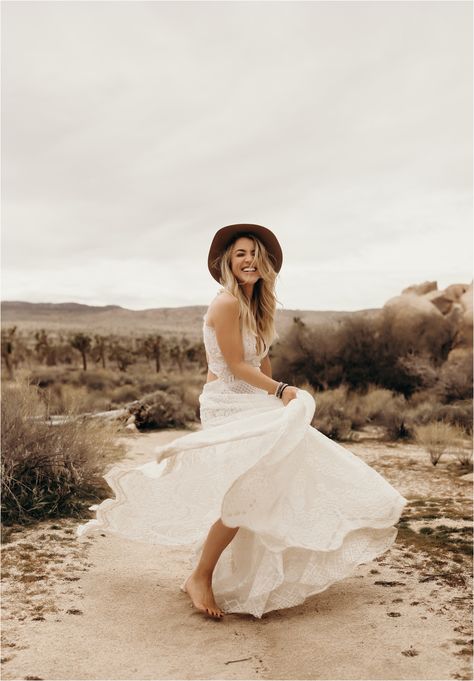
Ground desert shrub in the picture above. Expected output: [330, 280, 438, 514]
[43, 383, 111, 415]
[76, 369, 116, 391]
[273, 309, 465, 398]
[132, 375, 170, 395]
[1, 379, 126, 526]
[396, 353, 439, 391]
[405, 387, 472, 433]
[360, 385, 400, 422]
[378, 405, 412, 440]
[303, 384, 354, 441]
[24, 365, 200, 416]
[405, 400, 437, 427]
[109, 384, 142, 406]
[271, 318, 344, 390]
[434, 353, 473, 402]
[166, 371, 206, 420]
[317, 413, 353, 441]
[128, 390, 195, 430]
[413, 421, 466, 466]
[408, 388, 441, 406]
[27, 367, 117, 392]
[454, 444, 473, 468]
[369, 392, 410, 440]
[400, 352, 473, 404]
[432, 401, 473, 434]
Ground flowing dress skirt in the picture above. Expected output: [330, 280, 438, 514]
[76, 381, 408, 618]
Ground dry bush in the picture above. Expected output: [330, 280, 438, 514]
[375, 404, 411, 441]
[396, 353, 439, 390]
[40, 383, 111, 415]
[300, 382, 410, 440]
[406, 387, 472, 433]
[1, 379, 126, 527]
[109, 384, 142, 406]
[301, 383, 354, 441]
[360, 387, 410, 441]
[432, 401, 473, 434]
[454, 444, 473, 468]
[25, 367, 170, 412]
[413, 421, 466, 466]
[271, 319, 343, 390]
[435, 353, 473, 402]
[360, 385, 399, 422]
[398, 351, 473, 404]
[165, 370, 206, 420]
[273, 310, 466, 400]
[405, 400, 436, 427]
[129, 390, 195, 430]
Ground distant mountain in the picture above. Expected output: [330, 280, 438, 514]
[1, 300, 379, 339]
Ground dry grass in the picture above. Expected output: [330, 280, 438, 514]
[299, 381, 472, 449]
[1, 378, 127, 529]
[413, 421, 469, 466]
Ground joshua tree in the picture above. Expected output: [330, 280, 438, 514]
[70, 333, 92, 371]
[169, 337, 190, 373]
[34, 329, 50, 365]
[142, 334, 163, 373]
[109, 341, 134, 372]
[92, 334, 107, 369]
[1, 326, 16, 379]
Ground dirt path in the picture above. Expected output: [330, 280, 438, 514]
[1, 430, 472, 680]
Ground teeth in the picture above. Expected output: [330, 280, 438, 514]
[242, 268, 256, 272]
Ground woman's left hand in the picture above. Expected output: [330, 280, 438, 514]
[281, 386, 298, 406]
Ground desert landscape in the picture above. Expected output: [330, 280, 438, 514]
[1, 280, 473, 680]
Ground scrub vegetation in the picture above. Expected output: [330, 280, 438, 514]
[1, 308, 472, 528]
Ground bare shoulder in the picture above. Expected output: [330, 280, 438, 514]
[207, 290, 239, 327]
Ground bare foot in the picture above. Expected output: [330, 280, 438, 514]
[181, 573, 224, 619]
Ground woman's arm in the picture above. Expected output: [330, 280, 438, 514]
[212, 295, 280, 394]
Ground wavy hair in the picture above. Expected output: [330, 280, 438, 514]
[209, 233, 282, 356]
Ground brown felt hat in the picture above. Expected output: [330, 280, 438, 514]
[207, 223, 283, 283]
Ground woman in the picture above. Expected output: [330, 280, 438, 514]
[76, 223, 408, 621]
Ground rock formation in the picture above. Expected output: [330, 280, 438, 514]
[383, 280, 473, 360]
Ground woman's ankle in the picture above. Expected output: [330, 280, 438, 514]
[192, 567, 213, 583]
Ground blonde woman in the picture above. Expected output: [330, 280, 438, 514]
[77, 224, 407, 621]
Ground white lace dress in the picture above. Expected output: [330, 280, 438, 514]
[76, 310, 408, 618]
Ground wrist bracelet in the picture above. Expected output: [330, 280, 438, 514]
[276, 382, 289, 399]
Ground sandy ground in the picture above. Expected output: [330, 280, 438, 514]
[1, 429, 472, 681]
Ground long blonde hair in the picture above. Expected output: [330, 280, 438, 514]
[210, 233, 281, 356]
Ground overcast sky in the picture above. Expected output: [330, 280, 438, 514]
[2, 0, 472, 312]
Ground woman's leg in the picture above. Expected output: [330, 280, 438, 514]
[183, 518, 239, 618]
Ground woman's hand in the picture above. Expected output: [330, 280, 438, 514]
[281, 385, 298, 406]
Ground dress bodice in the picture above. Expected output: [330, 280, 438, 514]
[202, 314, 265, 383]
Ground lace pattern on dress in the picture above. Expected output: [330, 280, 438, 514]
[202, 314, 265, 386]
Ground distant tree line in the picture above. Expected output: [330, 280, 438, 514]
[1, 327, 206, 378]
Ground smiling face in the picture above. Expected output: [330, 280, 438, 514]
[230, 236, 261, 284]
